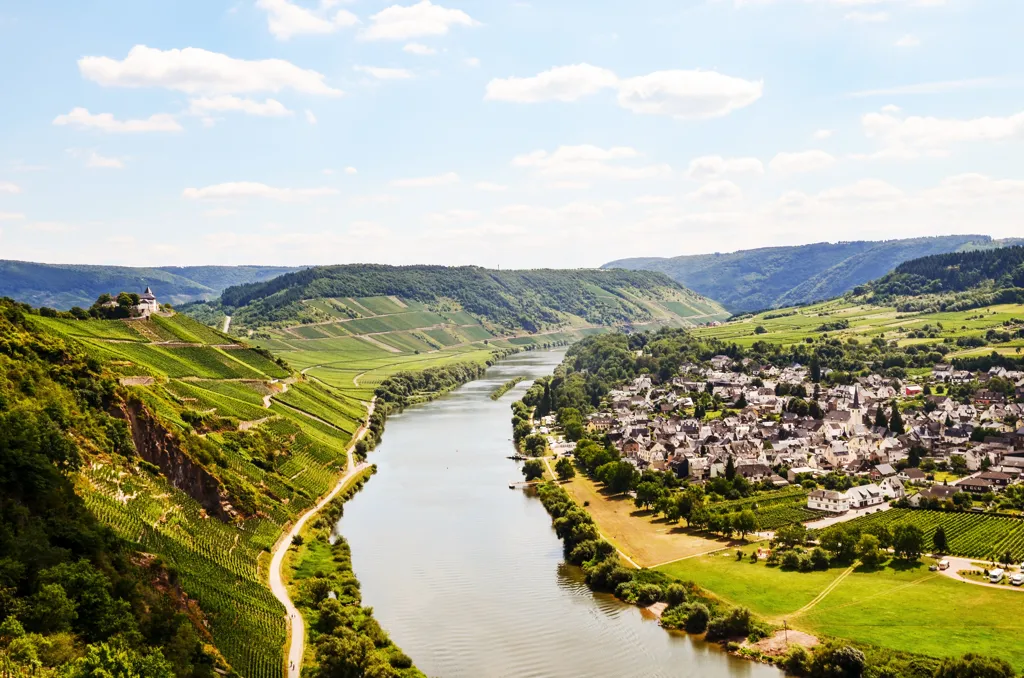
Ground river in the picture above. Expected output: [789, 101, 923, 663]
[339, 349, 781, 678]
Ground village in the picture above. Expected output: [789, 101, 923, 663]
[536, 355, 1024, 521]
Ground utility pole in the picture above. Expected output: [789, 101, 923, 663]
[784, 619, 789, 646]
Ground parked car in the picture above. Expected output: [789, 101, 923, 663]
[990, 568, 1005, 583]
[939, 560, 950, 571]
[1012, 573, 1024, 587]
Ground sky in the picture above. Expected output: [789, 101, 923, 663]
[1, 0, 1022, 269]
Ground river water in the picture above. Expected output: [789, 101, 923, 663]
[339, 349, 781, 678]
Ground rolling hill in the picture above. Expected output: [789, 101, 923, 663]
[200, 264, 730, 333]
[603, 235, 1024, 313]
[0, 259, 302, 309]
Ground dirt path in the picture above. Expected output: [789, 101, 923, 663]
[787, 562, 859, 619]
[222, 316, 232, 334]
[269, 398, 376, 678]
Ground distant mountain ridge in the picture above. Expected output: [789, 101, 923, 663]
[603, 235, 1024, 313]
[863, 244, 1024, 303]
[210, 264, 730, 332]
[0, 260, 303, 309]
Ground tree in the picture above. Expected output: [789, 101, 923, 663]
[315, 629, 396, 678]
[633, 482, 664, 511]
[950, 455, 968, 475]
[874, 406, 889, 430]
[65, 641, 175, 678]
[810, 355, 822, 383]
[775, 523, 808, 549]
[733, 510, 758, 540]
[810, 643, 865, 678]
[554, 457, 576, 481]
[933, 653, 1015, 678]
[933, 526, 949, 554]
[908, 447, 922, 468]
[819, 526, 857, 563]
[856, 534, 884, 568]
[725, 456, 736, 481]
[888, 401, 905, 434]
[892, 524, 925, 561]
[522, 460, 545, 481]
[597, 461, 639, 494]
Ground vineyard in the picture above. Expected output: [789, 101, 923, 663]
[709, 487, 823, 530]
[844, 509, 1024, 561]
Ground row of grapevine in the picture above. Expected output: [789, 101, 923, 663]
[844, 509, 1024, 561]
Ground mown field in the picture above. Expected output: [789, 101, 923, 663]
[692, 299, 1024, 356]
[658, 551, 1024, 670]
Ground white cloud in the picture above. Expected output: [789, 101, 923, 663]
[182, 182, 339, 201]
[486, 64, 763, 119]
[188, 95, 292, 117]
[512, 145, 672, 180]
[464, 57, 480, 68]
[818, 179, 903, 202]
[0, 212, 25, 220]
[844, 10, 889, 22]
[862, 108, 1024, 152]
[616, 70, 764, 120]
[428, 209, 480, 224]
[390, 172, 460, 187]
[686, 155, 764, 180]
[354, 65, 415, 80]
[895, 34, 921, 48]
[769, 149, 837, 173]
[403, 42, 436, 55]
[345, 166, 358, 175]
[362, 1, 478, 41]
[685, 180, 742, 202]
[258, 0, 359, 40]
[813, 129, 834, 140]
[474, 181, 507, 191]
[0, 182, 21, 194]
[485, 64, 618, 103]
[86, 151, 125, 169]
[305, 110, 318, 124]
[79, 45, 342, 96]
[53, 108, 182, 133]
[881, 104, 901, 113]
[635, 195, 675, 205]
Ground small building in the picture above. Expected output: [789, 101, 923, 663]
[898, 467, 927, 485]
[845, 484, 885, 509]
[136, 287, 159, 317]
[905, 385, 924, 397]
[957, 477, 996, 494]
[808, 489, 849, 513]
[871, 463, 897, 480]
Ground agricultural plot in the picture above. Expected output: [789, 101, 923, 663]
[708, 487, 822, 530]
[843, 509, 1024, 561]
[34, 316, 148, 342]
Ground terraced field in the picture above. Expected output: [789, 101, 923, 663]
[693, 298, 1024, 354]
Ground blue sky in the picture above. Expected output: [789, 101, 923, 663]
[1, 0, 1022, 268]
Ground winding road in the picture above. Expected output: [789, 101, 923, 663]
[268, 397, 377, 678]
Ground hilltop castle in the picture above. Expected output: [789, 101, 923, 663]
[137, 287, 159, 317]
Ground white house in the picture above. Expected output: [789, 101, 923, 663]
[808, 489, 849, 513]
[845, 484, 885, 509]
[135, 287, 159, 317]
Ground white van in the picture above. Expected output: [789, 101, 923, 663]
[938, 560, 950, 571]
[1011, 573, 1024, 587]
[990, 568, 1005, 583]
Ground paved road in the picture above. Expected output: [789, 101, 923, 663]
[268, 398, 376, 678]
[935, 555, 1024, 592]
[804, 502, 892, 530]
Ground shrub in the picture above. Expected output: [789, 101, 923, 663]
[706, 607, 757, 641]
[665, 583, 687, 607]
[684, 603, 710, 634]
[783, 645, 811, 676]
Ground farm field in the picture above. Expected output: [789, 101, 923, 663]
[843, 509, 1024, 561]
[708, 487, 823, 530]
[658, 552, 1024, 670]
[692, 298, 1024, 354]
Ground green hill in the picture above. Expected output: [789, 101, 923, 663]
[208, 264, 729, 333]
[603, 236, 1024, 313]
[0, 260, 302, 309]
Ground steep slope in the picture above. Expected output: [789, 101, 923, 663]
[0, 260, 301, 309]
[208, 264, 729, 333]
[603, 235, 1022, 313]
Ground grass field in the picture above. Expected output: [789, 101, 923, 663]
[692, 298, 1024, 354]
[658, 552, 1024, 670]
[563, 475, 732, 567]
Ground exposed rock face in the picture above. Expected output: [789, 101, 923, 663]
[114, 399, 231, 521]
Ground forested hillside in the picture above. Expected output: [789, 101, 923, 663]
[206, 265, 729, 332]
[0, 298, 225, 677]
[603, 236, 1023, 312]
[865, 246, 1024, 298]
[0, 260, 301, 309]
